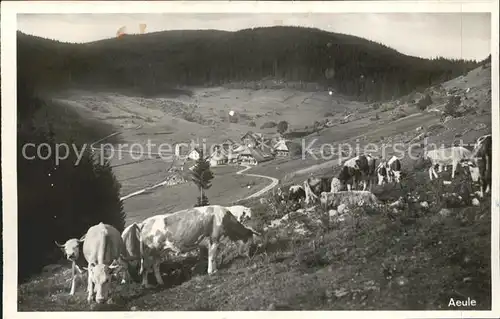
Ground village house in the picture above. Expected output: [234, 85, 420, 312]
[273, 139, 290, 157]
[207, 145, 228, 167]
[241, 131, 275, 158]
[221, 138, 236, 151]
[187, 147, 202, 161]
[237, 147, 273, 166]
[241, 131, 269, 148]
[209, 152, 228, 167]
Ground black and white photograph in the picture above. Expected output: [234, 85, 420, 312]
[2, 0, 499, 315]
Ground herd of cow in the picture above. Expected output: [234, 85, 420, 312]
[54, 134, 491, 305]
[276, 134, 492, 208]
[55, 205, 257, 304]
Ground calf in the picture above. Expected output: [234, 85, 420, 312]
[55, 235, 86, 295]
[425, 146, 472, 180]
[138, 205, 261, 288]
[339, 154, 377, 191]
[82, 222, 131, 304]
[120, 222, 143, 283]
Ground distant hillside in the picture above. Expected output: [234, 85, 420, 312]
[18, 26, 482, 101]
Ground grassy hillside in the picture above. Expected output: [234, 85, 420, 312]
[17, 78, 122, 145]
[17, 26, 481, 101]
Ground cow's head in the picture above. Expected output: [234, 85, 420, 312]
[55, 237, 84, 262]
[88, 259, 122, 303]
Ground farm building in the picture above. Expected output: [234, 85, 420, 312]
[187, 147, 202, 161]
[209, 152, 228, 167]
[273, 139, 290, 157]
[241, 131, 264, 148]
[222, 138, 236, 151]
[237, 147, 273, 166]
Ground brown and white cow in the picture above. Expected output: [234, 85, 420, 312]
[82, 222, 131, 304]
[120, 222, 143, 284]
[138, 205, 262, 288]
[338, 154, 377, 191]
[55, 235, 86, 295]
[376, 156, 402, 186]
[467, 134, 492, 197]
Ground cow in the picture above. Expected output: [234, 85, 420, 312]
[55, 235, 86, 295]
[138, 205, 262, 288]
[288, 185, 306, 203]
[424, 146, 473, 180]
[339, 154, 377, 191]
[120, 222, 143, 284]
[466, 134, 492, 198]
[376, 161, 390, 186]
[377, 156, 403, 186]
[226, 205, 253, 223]
[82, 222, 131, 304]
[387, 156, 402, 183]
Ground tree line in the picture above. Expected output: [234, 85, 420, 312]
[18, 26, 483, 101]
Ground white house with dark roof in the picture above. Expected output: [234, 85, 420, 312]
[273, 139, 290, 157]
[187, 147, 202, 161]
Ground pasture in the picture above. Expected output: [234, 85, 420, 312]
[17, 63, 493, 311]
[18, 167, 491, 310]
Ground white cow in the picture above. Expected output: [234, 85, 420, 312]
[55, 235, 86, 295]
[138, 205, 261, 288]
[82, 222, 130, 304]
[425, 146, 472, 180]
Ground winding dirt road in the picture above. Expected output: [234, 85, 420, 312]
[236, 165, 279, 200]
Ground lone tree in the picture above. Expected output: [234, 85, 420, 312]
[190, 148, 214, 207]
[277, 120, 289, 135]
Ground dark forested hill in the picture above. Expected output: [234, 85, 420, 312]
[18, 26, 482, 101]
